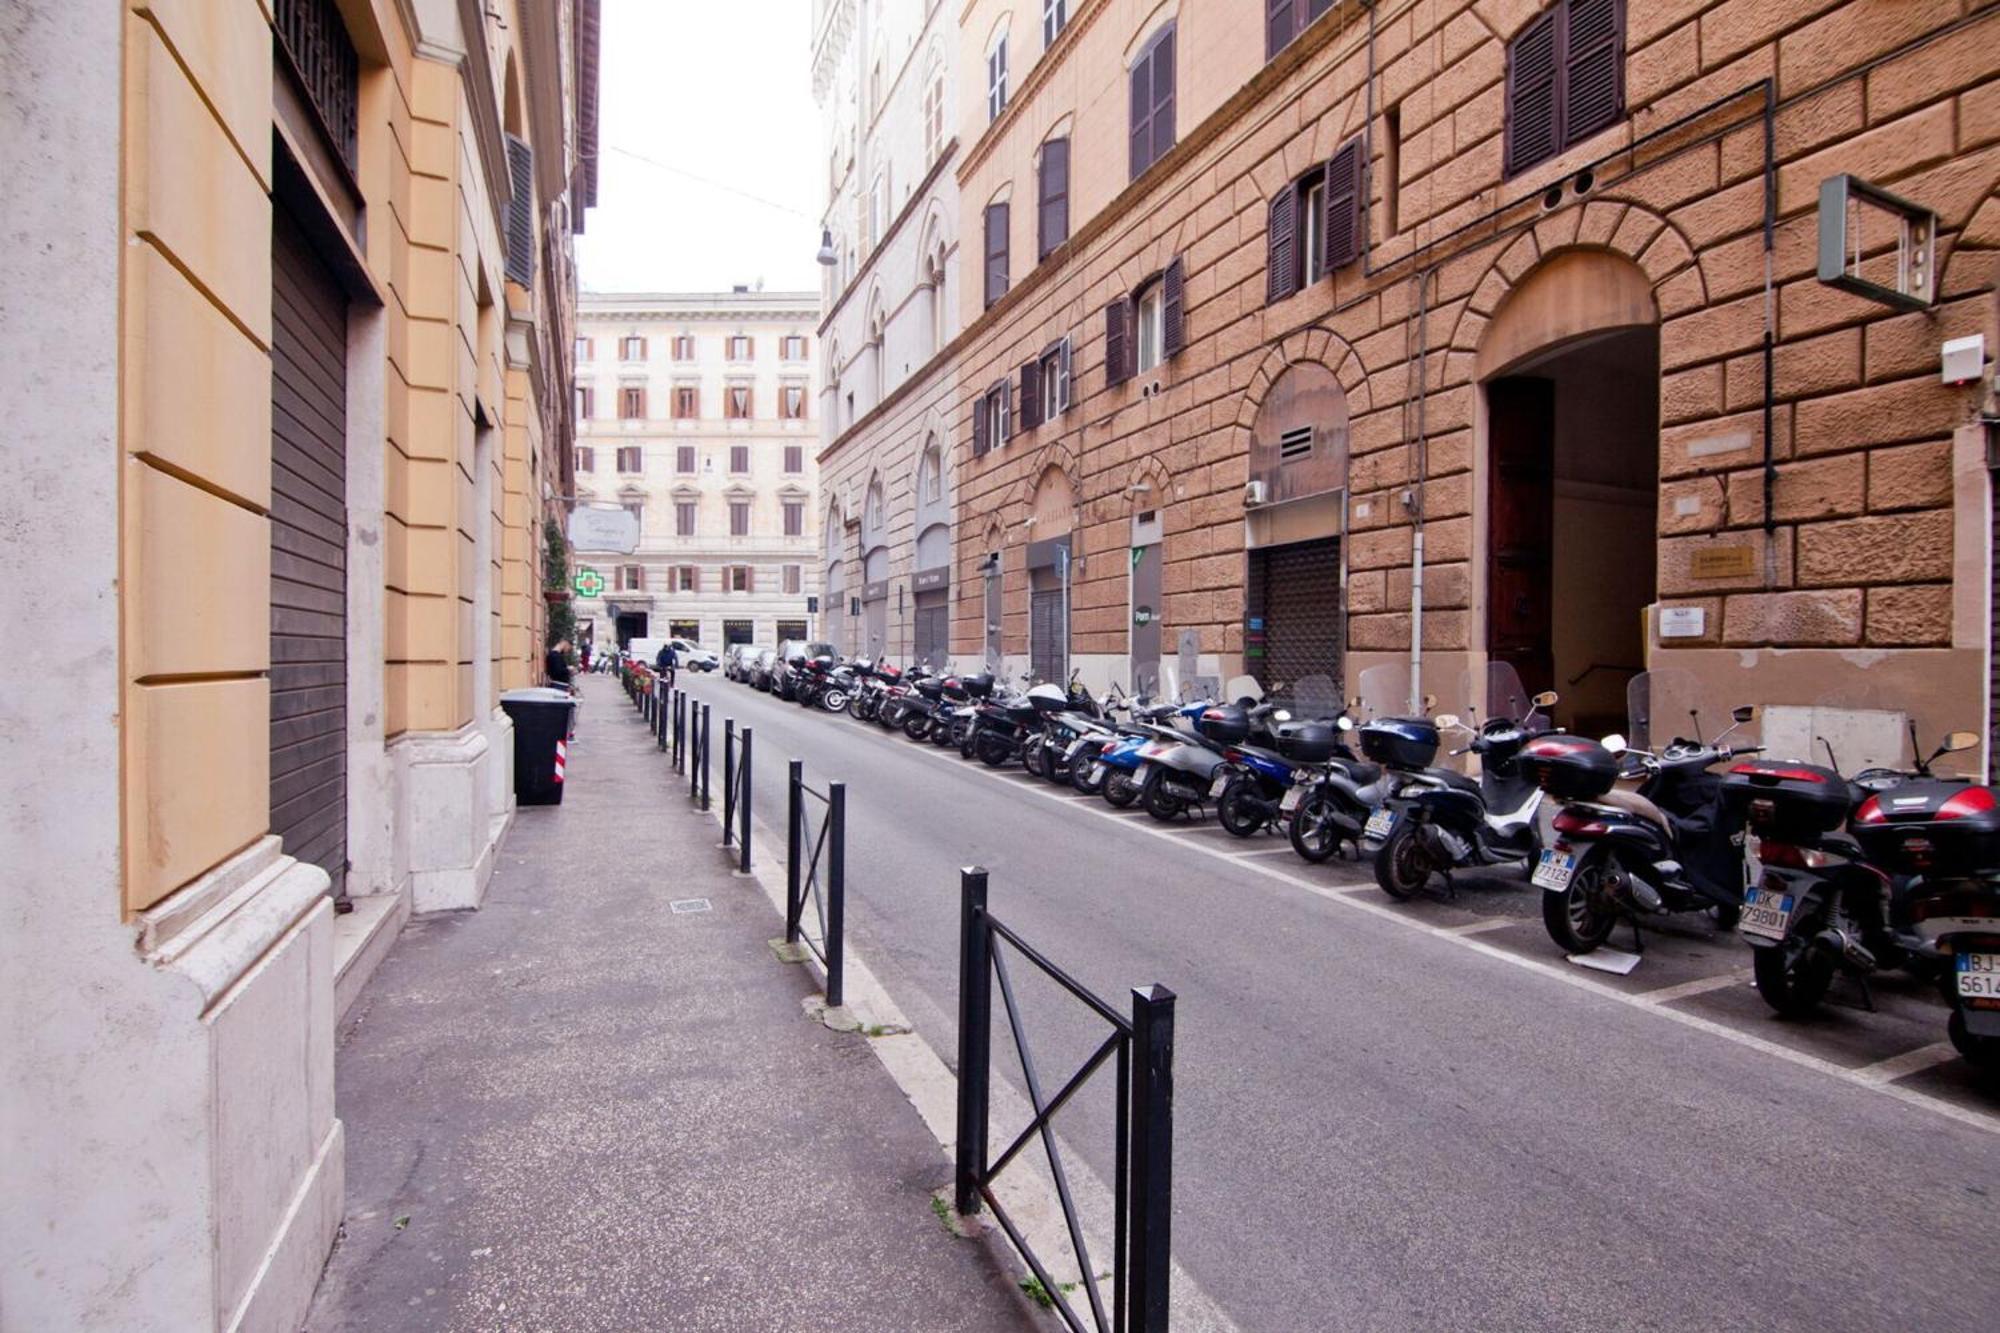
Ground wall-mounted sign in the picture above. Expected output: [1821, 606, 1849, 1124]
[1133, 606, 1155, 626]
[572, 567, 605, 597]
[1659, 606, 1707, 639]
[861, 580, 889, 602]
[806, 595, 819, 613]
[1690, 546, 1756, 579]
[568, 505, 640, 554]
[913, 566, 950, 594]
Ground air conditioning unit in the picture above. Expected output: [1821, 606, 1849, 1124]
[1243, 479, 1266, 507]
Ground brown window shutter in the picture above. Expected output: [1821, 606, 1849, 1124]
[973, 392, 990, 456]
[1267, 191, 1298, 304]
[1057, 337, 1073, 411]
[746, 566, 756, 594]
[1020, 358, 1043, 429]
[1162, 258, 1186, 357]
[1105, 298, 1131, 387]
[1324, 135, 1363, 271]
[984, 203, 1009, 307]
[1563, 0, 1624, 148]
[1266, 0, 1294, 61]
[1128, 52, 1151, 181]
[1504, 9, 1559, 176]
[1000, 379, 1013, 441]
[504, 133, 535, 286]
[1150, 27, 1176, 169]
[1038, 137, 1070, 259]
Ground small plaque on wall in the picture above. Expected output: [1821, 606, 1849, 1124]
[1690, 546, 1756, 579]
[1659, 607, 1707, 639]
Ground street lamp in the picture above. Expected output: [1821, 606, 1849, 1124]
[815, 228, 838, 266]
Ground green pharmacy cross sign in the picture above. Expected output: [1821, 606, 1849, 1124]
[573, 567, 605, 598]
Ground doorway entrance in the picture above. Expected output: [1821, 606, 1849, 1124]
[1484, 324, 1659, 737]
[1247, 537, 1343, 694]
[615, 611, 648, 646]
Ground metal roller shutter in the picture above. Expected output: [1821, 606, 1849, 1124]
[1248, 538, 1342, 694]
[270, 205, 349, 895]
[1030, 586, 1066, 684]
[912, 590, 948, 667]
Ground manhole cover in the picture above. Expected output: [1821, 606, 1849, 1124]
[670, 898, 712, 914]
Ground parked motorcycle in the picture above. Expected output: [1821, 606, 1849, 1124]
[1081, 697, 1194, 804]
[1135, 679, 1266, 823]
[1206, 676, 1350, 838]
[1364, 664, 1557, 900]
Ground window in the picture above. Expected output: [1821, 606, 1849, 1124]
[1265, 0, 1334, 62]
[676, 445, 696, 474]
[674, 385, 699, 419]
[575, 336, 593, 361]
[622, 498, 644, 524]
[615, 564, 644, 591]
[781, 334, 808, 360]
[727, 385, 753, 419]
[781, 385, 807, 420]
[729, 445, 750, 474]
[1266, 136, 1362, 303]
[784, 445, 804, 474]
[617, 445, 642, 473]
[783, 564, 802, 595]
[676, 501, 696, 536]
[783, 501, 804, 537]
[727, 335, 754, 360]
[972, 380, 1012, 458]
[870, 57, 885, 118]
[575, 385, 594, 419]
[576, 446, 595, 472]
[1037, 138, 1069, 259]
[1505, 0, 1624, 177]
[987, 35, 1008, 122]
[924, 68, 945, 162]
[619, 386, 645, 420]
[620, 335, 646, 360]
[730, 501, 750, 536]
[920, 444, 943, 503]
[725, 564, 754, 593]
[1108, 258, 1185, 384]
[1129, 24, 1176, 181]
[1043, 0, 1068, 47]
[1026, 338, 1072, 423]
[1384, 103, 1402, 235]
[983, 201, 1009, 309]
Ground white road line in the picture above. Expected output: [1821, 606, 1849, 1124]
[1232, 845, 1306, 858]
[1635, 970, 1752, 1006]
[682, 685, 1999, 1136]
[1441, 918, 1518, 937]
[1855, 1041, 1962, 1085]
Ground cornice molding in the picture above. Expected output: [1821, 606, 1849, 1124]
[955, 0, 1110, 186]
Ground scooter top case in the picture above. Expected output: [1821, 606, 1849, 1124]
[1854, 779, 2000, 878]
[1359, 718, 1440, 771]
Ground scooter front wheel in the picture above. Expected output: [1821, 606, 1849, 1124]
[1288, 792, 1345, 863]
[1372, 820, 1433, 900]
[1948, 1008, 2000, 1069]
[1102, 767, 1139, 807]
[1751, 930, 1835, 1017]
[1023, 738, 1049, 779]
[1541, 858, 1619, 953]
[903, 713, 932, 742]
[1141, 766, 1188, 823]
[1216, 779, 1265, 838]
[976, 731, 1013, 768]
[1070, 744, 1107, 795]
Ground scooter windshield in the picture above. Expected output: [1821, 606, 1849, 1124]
[1625, 669, 1730, 754]
[1354, 661, 1472, 722]
[1486, 662, 1550, 732]
[1288, 673, 1342, 721]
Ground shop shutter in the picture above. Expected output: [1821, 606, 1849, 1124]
[1324, 135, 1363, 271]
[1106, 297, 1132, 387]
[1162, 257, 1186, 358]
[1020, 357, 1043, 430]
[984, 202, 1009, 307]
[1248, 538, 1343, 694]
[1038, 137, 1069, 258]
[1031, 586, 1066, 684]
[504, 132, 535, 287]
[1266, 0, 1295, 61]
[1563, 0, 1624, 147]
[1504, 9, 1559, 176]
[1267, 191, 1297, 304]
[270, 203, 350, 896]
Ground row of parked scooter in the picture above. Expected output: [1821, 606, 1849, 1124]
[732, 651, 2000, 1071]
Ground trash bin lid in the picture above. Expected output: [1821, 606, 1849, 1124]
[501, 687, 576, 702]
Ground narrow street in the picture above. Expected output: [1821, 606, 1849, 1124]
[673, 672, 2000, 1332]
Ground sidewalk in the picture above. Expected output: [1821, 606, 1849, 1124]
[308, 676, 1037, 1332]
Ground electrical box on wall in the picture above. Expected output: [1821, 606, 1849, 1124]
[1941, 333, 1986, 385]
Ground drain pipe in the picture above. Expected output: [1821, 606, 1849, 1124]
[1760, 79, 1778, 585]
[1408, 267, 1431, 714]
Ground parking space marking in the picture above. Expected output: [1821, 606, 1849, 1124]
[684, 684, 1999, 1135]
[1854, 1041, 1962, 1084]
[1442, 918, 1518, 937]
[1635, 971, 1751, 1006]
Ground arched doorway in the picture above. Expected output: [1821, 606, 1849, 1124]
[912, 436, 952, 667]
[1244, 361, 1351, 693]
[1478, 250, 1660, 736]
[860, 476, 889, 657]
[1026, 465, 1076, 683]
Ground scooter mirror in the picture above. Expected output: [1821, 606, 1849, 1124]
[1337, 715, 1355, 732]
[1435, 714, 1460, 729]
[1601, 733, 1627, 753]
[1422, 694, 1437, 712]
[1945, 730, 1980, 753]
[1732, 704, 1757, 724]
[1532, 690, 1559, 708]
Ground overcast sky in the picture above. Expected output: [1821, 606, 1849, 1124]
[575, 0, 823, 295]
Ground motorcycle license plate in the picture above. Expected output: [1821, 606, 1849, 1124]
[1208, 775, 1230, 799]
[1280, 786, 1305, 813]
[1364, 808, 1396, 840]
[1958, 952, 2000, 1000]
[1135, 763, 1152, 787]
[1739, 885, 1796, 941]
[1532, 849, 1577, 891]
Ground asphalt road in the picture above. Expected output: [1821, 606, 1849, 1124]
[666, 673, 2000, 1332]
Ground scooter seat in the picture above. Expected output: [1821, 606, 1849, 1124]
[1434, 769, 1481, 795]
[1340, 760, 1382, 785]
[1598, 787, 1671, 833]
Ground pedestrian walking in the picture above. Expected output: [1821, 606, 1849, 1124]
[546, 638, 574, 687]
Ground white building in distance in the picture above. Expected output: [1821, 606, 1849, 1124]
[570, 289, 821, 653]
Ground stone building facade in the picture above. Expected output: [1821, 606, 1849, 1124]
[570, 290, 822, 651]
[925, 0, 1999, 751]
[1, 1, 595, 1327]
[813, 0, 965, 665]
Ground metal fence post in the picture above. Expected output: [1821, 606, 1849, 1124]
[1128, 984, 1177, 1333]
[825, 781, 845, 1008]
[785, 760, 803, 942]
[723, 719, 737, 842]
[698, 704, 712, 811]
[954, 867, 992, 1216]
[738, 728, 753, 875]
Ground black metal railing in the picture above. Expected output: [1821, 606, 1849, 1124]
[723, 719, 753, 875]
[955, 868, 1174, 1333]
[671, 690, 687, 773]
[689, 702, 711, 809]
[274, 0, 359, 171]
[786, 761, 846, 1008]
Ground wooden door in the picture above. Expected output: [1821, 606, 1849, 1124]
[1486, 377, 1555, 696]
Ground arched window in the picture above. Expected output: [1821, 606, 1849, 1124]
[919, 440, 943, 504]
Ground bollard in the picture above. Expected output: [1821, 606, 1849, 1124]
[723, 719, 737, 842]
[785, 761, 803, 943]
[699, 705, 712, 811]
[825, 781, 844, 1007]
[954, 867, 991, 1216]
[737, 728, 752, 875]
[1127, 984, 1176, 1333]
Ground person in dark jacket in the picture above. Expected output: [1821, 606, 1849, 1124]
[546, 638, 573, 685]
[654, 641, 678, 687]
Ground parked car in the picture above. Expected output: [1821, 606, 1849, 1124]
[726, 643, 770, 682]
[748, 648, 781, 692]
[772, 639, 836, 700]
[670, 638, 721, 672]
